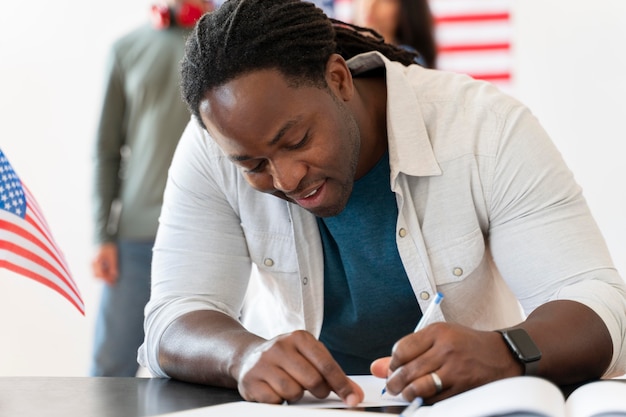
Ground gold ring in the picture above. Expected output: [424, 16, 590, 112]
[430, 372, 443, 394]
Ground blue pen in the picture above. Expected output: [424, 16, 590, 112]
[381, 292, 444, 396]
[399, 396, 424, 417]
[414, 292, 444, 332]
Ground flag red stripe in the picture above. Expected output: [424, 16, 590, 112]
[25, 212, 73, 279]
[435, 12, 510, 24]
[22, 186, 75, 284]
[0, 238, 81, 302]
[438, 42, 510, 53]
[0, 150, 84, 315]
[469, 72, 512, 81]
[0, 259, 84, 315]
[25, 202, 54, 241]
[0, 218, 73, 284]
[24, 186, 62, 250]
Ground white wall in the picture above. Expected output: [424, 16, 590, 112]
[0, 0, 151, 376]
[512, 0, 626, 280]
[0, 0, 624, 376]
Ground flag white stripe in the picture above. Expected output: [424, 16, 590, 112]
[437, 51, 512, 74]
[0, 211, 80, 299]
[430, 0, 511, 16]
[0, 248, 84, 309]
[436, 22, 513, 46]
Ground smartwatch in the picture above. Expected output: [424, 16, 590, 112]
[496, 328, 542, 375]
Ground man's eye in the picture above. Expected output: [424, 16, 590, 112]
[245, 160, 267, 174]
[286, 132, 309, 151]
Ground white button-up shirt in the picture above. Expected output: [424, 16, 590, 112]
[139, 52, 626, 377]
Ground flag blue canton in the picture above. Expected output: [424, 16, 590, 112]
[0, 150, 27, 219]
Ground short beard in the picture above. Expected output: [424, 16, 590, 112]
[313, 94, 360, 218]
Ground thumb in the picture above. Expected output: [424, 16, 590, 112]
[370, 356, 391, 378]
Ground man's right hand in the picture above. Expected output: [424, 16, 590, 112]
[236, 329, 364, 406]
[91, 243, 118, 285]
[159, 310, 363, 406]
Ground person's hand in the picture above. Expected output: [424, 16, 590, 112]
[236, 330, 364, 406]
[91, 243, 119, 285]
[370, 322, 520, 404]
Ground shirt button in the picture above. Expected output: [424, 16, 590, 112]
[453, 267, 463, 277]
[263, 258, 274, 267]
[398, 228, 407, 238]
[302, 276, 308, 285]
[420, 291, 430, 300]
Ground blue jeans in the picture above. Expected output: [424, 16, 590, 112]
[90, 240, 153, 376]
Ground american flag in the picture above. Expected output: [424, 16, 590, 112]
[0, 149, 84, 315]
[430, 0, 513, 92]
[330, 0, 514, 93]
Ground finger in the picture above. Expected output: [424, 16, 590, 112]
[105, 258, 119, 282]
[386, 344, 441, 396]
[240, 378, 286, 404]
[346, 378, 365, 406]
[294, 335, 364, 406]
[98, 267, 117, 285]
[401, 370, 446, 402]
[238, 350, 308, 405]
[370, 356, 391, 378]
[91, 260, 103, 278]
[263, 367, 308, 403]
[278, 349, 333, 400]
[389, 330, 434, 371]
[91, 263, 114, 284]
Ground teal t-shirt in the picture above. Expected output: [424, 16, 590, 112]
[317, 152, 422, 374]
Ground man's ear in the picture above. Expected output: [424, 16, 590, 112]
[325, 53, 354, 101]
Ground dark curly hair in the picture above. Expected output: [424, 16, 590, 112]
[181, 0, 421, 125]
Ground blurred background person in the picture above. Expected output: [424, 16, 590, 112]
[90, 0, 214, 377]
[352, 0, 437, 68]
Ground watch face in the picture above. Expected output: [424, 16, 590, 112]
[503, 328, 542, 362]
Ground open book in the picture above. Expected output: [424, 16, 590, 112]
[159, 375, 625, 417]
[414, 376, 626, 417]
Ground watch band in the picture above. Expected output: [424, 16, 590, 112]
[496, 328, 542, 376]
[523, 353, 540, 376]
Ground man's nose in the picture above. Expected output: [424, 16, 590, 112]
[270, 159, 306, 194]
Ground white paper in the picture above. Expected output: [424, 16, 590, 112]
[158, 375, 407, 416]
[159, 401, 395, 416]
[291, 375, 409, 408]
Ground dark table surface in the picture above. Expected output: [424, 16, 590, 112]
[0, 376, 609, 417]
[0, 376, 243, 417]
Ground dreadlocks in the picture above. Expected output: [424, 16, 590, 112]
[331, 19, 420, 67]
[180, 0, 422, 124]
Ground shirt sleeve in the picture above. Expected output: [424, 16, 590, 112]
[138, 119, 253, 377]
[487, 104, 626, 376]
[92, 46, 126, 244]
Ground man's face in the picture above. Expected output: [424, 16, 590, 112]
[199, 68, 361, 217]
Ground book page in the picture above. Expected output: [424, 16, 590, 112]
[564, 380, 626, 417]
[413, 376, 566, 417]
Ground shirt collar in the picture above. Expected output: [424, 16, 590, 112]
[346, 51, 442, 180]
